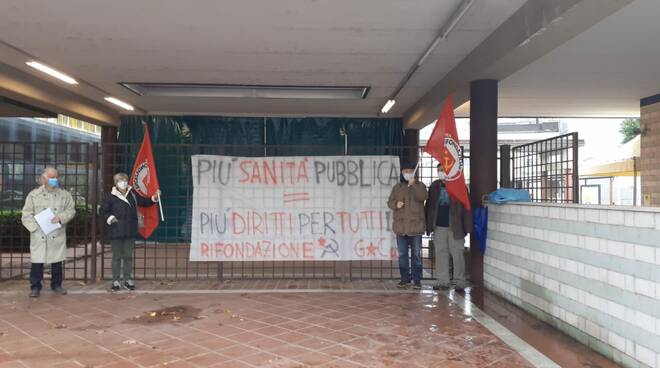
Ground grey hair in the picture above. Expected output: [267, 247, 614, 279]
[41, 167, 58, 178]
[113, 172, 129, 184]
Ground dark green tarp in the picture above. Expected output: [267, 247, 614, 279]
[117, 115, 403, 242]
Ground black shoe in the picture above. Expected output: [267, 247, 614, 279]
[51, 286, 67, 295]
[29, 289, 40, 298]
[412, 282, 422, 290]
[432, 284, 450, 291]
[124, 280, 135, 291]
[111, 281, 121, 292]
[454, 283, 469, 292]
[397, 281, 411, 289]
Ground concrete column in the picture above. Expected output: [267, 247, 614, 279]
[101, 126, 118, 193]
[469, 79, 498, 286]
[640, 94, 660, 206]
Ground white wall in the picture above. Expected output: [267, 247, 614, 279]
[485, 202, 660, 368]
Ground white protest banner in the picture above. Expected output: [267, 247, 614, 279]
[190, 155, 400, 261]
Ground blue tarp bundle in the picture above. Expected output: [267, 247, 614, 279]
[488, 188, 532, 204]
[472, 189, 531, 254]
[473, 207, 488, 255]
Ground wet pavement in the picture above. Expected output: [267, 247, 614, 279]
[0, 284, 534, 367]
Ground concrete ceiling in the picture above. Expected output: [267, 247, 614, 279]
[0, 0, 525, 119]
[456, 0, 657, 118]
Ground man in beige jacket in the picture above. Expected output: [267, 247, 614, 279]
[387, 162, 428, 289]
[21, 167, 76, 298]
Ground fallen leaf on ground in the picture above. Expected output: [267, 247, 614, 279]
[193, 315, 208, 320]
[148, 312, 157, 317]
[123, 339, 137, 345]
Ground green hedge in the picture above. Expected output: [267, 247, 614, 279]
[0, 206, 100, 251]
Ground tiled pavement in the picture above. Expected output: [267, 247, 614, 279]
[0, 281, 535, 368]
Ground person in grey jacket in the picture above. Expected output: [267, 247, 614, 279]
[424, 163, 473, 291]
[387, 162, 428, 289]
[21, 167, 76, 298]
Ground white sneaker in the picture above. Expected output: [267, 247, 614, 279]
[124, 279, 135, 291]
[111, 280, 121, 292]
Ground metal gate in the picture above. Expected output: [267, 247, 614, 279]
[511, 133, 579, 203]
[0, 141, 98, 281]
[0, 141, 457, 282]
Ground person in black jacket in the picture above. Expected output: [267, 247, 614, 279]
[100, 172, 160, 291]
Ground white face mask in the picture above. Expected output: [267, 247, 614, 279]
[402, 173, 414, 181]
[117, 181, 128, 190]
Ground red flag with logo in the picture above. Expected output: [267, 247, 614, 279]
[424, 94, 472, 210]
[130, 124, 161, 238]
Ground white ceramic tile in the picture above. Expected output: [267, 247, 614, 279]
[607, 210, 625, 225]
[607, 240, 627, 258]
[565, 311, 579, 326]
[635, 311, 656, 333]
[635, 343, 656, 367]
[565, 208, 578, 221]
[633, 212, 655, 228]
[607, 300, 626, 320]
[565, 259, 578, 274]
[585, 237, 600, 252]
[634, 245, 656, 264]
[607, 271, 626, 290]
[625, 339, 635, 357]
[608, 332, 626, 352]
[635, 278, 656, 298]
[624, 212, 635, 227]
[564, 233, 579, 248]
[585, 320, 600, 338]
[585, 209, 600, 223]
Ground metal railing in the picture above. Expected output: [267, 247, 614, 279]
[1, 141, 463, 281]
[511, 133, 579, 203]
[0, 142, 97, 281]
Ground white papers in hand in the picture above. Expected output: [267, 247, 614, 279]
[34, 208, 61, 235]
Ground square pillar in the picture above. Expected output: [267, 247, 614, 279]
[469, 79, 498, 286]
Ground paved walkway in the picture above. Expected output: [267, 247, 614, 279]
[0, 280, 621, 368]
[0, 282, 538, 368]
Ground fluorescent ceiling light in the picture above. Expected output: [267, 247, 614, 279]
[120, 83, 369, 100]
[26, 61, 78, 85]
[382, 0, 474, 114]
[381, 99, 396, 114]
[104, 97, 134, 111]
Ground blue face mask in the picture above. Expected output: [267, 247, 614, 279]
[47, 178, 59, 188]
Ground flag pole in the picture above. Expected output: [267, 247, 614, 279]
[157, 195, 165, 221]
[412, 161, 420, 176]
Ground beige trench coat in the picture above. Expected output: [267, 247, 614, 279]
[21, 186, 76, 264]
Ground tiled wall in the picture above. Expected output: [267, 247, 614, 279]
[641, 99, 660, 206]
[484, 202, 660, 368]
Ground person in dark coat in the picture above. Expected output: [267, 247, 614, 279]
[424, 163, 472, 291]
[100, 172, 160, 291]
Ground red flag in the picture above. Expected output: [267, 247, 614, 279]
[130, 124, 161, 238]
[424, 95, 472, 210]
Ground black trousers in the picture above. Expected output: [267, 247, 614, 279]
[30, 262, 63, 290]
